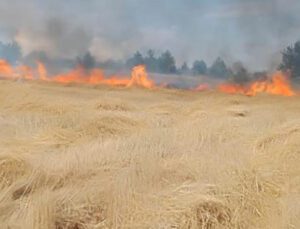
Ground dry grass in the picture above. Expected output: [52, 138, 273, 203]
[0, 79, 299, 228]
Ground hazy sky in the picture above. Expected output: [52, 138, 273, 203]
[0, 0, 299, 70]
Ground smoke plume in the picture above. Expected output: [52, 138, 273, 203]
[0, 0, 299, 71]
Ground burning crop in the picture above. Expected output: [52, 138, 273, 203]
[0, 58, 297, 97]
[0, 59, 14, 77]
[127, 65, 154, 88]
[0, 59, 154, 89]
[217, 72, 295, 97]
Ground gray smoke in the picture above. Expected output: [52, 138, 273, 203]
[0, 0, 299, 71]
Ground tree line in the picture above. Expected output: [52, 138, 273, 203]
[125, 50, 252, 83]
[126, 50, 229, 77]
[1, 40, 300, 82]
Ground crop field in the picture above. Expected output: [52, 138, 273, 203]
[0, 79, 299, 228]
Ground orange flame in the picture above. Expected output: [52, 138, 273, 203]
[0, 59, 154, 89]
[52, 65, 153, 88]
[0, 59, 14, 77]
[127, 65, 154, 88]
[218, 72, 295, 96]
[18, 65, 34, 80]
[37, 61, 48, 81]
[0, 58, 296, 96]
[53, 66, 93, 84]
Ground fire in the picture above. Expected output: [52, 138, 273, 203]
[54, 66, 95, 84]
[53, 66, 131, 86]
[0, 59, 14, 77]
[37, 61, 48, 81]
[0, 59, 154, 89]
[0, 58, 296, 96]
[52, 65, 153, 88]
[18, 65, 34, 80]
[218, 72, 295, 96]
[127, 65, 154, 88]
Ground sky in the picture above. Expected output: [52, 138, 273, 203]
[0, 0, 299, 71]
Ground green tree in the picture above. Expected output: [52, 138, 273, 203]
[279, 41, 300, 78]
[144, 49, 158, 72]
[230, 62, 250, 84]
[209, 57, 229, 78]
[180, 62, 189, 74]
[192, 60, 207, 75]
[126, 51, 144, 68]
[158, 50, 177, 74]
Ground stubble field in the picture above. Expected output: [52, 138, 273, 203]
[0, 79, 299, 228]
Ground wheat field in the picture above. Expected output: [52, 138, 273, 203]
[0, 79, 299, 228]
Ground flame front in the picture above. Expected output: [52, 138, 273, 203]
[0, 60, 154, 89]
[37, 61, 48, 81]
[0, 58, 297, 96]
[218, 72, 295, 96]
[127, 65, 154, 88]
[0, 59, 14, 77]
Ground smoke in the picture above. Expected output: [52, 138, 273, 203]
[226, 0, 300, 71]
[0, 0, 299, 71]
[0, 0, 93, 58]
[44, 18, 92, 58]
